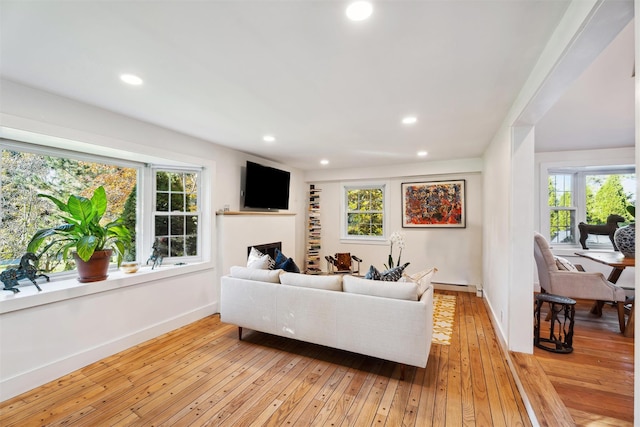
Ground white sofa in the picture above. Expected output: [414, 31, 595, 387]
[220, 267, 434, 368]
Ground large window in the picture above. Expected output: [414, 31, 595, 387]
[547, 167, 635, 246]
[343, 184, 386, 239]
[153, 170, 200, 258]
[1, 141, 202, 275]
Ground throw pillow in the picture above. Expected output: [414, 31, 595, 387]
[554, 256, 578, 272]
[403, 267, 438, 297]
[380, 262, 410, 282]
[364, 265, 382, 280]
[247, 247, 275, 269]
[274, 248, 301, 273]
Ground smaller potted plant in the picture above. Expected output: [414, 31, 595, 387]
[27, 186, 132, 282]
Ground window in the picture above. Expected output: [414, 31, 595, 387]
[547, 167, 635, 247]
[343, 184, 386, 239]
[1, 140, 203, 275]
[1, 145, 138, 272]
[548, 174, 575, 244]
[153, 170, 200, 259]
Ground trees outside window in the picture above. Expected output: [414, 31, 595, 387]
[343, 185, 385, 239]
[1, 148, 137, 272]
[154, 170, 199, 258]
[548, 168, 635, 246]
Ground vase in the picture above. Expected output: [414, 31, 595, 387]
[73, 249, 113, 282]
[614, 223, 635, 258]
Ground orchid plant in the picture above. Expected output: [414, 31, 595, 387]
[385, 230, 408, 269]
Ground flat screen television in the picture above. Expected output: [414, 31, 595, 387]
[243, 161, 290, 210]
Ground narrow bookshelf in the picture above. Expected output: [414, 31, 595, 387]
[306, 184, 322, 274]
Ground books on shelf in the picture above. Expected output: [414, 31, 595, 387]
[306, 185, 322, 274]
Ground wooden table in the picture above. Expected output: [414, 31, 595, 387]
[575, 251, 635, 337]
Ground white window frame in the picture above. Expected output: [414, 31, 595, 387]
[151, 167, 202, 263]
[542, 162, 635, 249]
[340, 182, 388, 242]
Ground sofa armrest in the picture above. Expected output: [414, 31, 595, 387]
[548, 271, 626, 301]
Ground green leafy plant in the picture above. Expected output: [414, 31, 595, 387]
[27, 186, 131, 267]
[627, 204, 635, 220]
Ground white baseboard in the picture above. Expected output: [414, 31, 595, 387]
[0, 303, 217, 402]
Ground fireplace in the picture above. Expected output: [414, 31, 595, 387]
[247, 241, 282, 261]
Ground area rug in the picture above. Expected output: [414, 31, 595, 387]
[432, 293, 456, 345]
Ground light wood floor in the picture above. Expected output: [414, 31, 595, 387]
[0, 291, 534, 426]
[527, 298, 635, 426]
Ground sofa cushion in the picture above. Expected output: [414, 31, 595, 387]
[280, 272, 343, 291]
[230, 266, 282, 283]
[274, 248, 301, 273]
[403, 267, 438, 297]
[247, 247, 275, 269]
[343, 275, 418, 301]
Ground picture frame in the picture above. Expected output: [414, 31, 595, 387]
[401, 180, 466, 228]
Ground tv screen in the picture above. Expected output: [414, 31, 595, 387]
[244, 161, 290, 210]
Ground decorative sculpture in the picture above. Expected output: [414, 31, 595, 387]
[1, 252, 50, 293]
[146, 239, 166, 270]
[578, 214, 626, 250]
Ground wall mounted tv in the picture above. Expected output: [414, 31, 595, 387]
[243, 161, 291, 210]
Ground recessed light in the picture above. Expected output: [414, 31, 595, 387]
[320, 159, 330, 165]
[263, 135, 276, 142]
[120, 73, 143, 86]
[346, 1, 373, 21]
[417, 151, 428, 157]
[402, 116, 417, 125]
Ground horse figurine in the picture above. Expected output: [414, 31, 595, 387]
[146, 239, 166, 270]
[1, 252, 50, 293]
[578, 214, 626, 250]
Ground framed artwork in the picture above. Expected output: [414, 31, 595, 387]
[402, 180, 465, 228]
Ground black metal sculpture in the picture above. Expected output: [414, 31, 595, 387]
[146, 239, 166, 270]
[578, 214, 626, 250]
[1, 253, 50, 293]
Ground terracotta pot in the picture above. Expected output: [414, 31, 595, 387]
[73, 249, 113, 282]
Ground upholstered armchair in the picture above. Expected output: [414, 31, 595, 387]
[533, 232, 626, 333]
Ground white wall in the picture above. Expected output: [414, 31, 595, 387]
[0, 79, 307, 400]
[481, 0, 626, 353]
[0, 266, 213, 400]
[305, 159, 483, 287]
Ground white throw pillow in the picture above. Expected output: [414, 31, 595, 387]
[554, 256, 578, 272]
[280, 272, 343, 291]
[247, 247, 275, 269]
[343, 275, 418, 301]
[230, 266, 282, 283]
[403, 267, 438, 297]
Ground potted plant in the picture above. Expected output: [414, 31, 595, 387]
[27, 186, 132, 282]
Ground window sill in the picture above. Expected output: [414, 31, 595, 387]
[0, 262, 213, 315]
[549, 245, 616, 257]
[339, 238, 388, 246]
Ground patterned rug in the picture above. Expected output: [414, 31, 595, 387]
[432, 293, 456, 345]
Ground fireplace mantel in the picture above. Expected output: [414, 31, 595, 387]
[216, 211, 296, 216]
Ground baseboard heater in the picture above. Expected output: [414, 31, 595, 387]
[432, 281, 480, 295]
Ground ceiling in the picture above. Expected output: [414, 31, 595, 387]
[0, 1, 634, 171]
